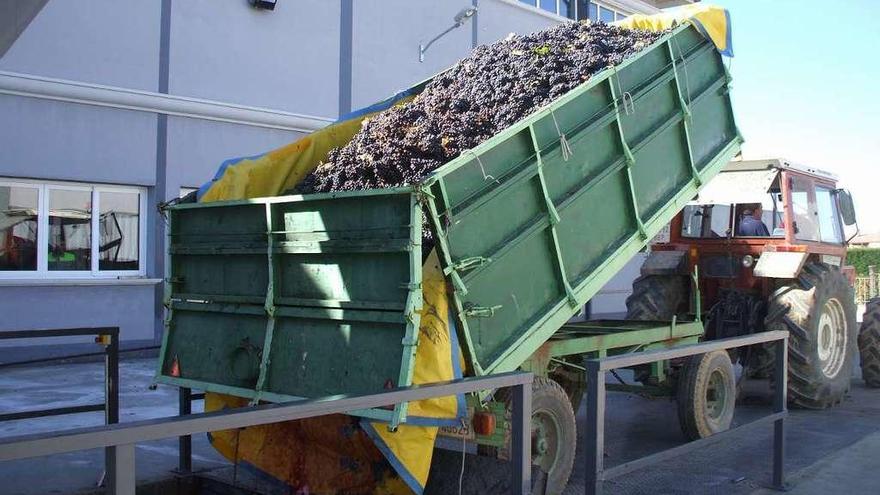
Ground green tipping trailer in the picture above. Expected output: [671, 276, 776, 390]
[156, 22, 741, 479]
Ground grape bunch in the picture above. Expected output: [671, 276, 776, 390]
[295, 21, 664, 196]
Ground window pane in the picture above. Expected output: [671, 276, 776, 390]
[600, 6, 615, 22]
[681, 204, 731, 238]
[48, 189, 92, 271]
[519, 0, 537, 6]
[588, 2, 598, 21]
[0, 185, 38, 271]
[99, 191, 140, 271]
[560, 0, 573, 19]
[576, 0, 590, 20]
[616, 12, 628, 21]
[540, 0, 556, 13]
[816, 187, 843, 244]
[791, 178, 819, 242]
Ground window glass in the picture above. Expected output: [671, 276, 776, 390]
[48, 188, 92, 271]
[560, 0, 573, 18]
[539, 0, 556, 13]
[600, 6, 615, 22]
[681, 204, 731, 238]
[816, 187, 843, 244]
[0, 185, 38, 271]
[576, 0, 589, 20]
[588, 1, 598, 21]
[791, 178, 819, 242]
[616, 11, 628, 21]
[99, 191, 140, 270]
[519, 0, 537, 5]
[733, 193, 784, 238]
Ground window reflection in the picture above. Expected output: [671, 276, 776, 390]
[791, 178, 819, 242]
[48, 189, 92, 271]
[99, 191, 140, 270]
[0, 185, 38, 271]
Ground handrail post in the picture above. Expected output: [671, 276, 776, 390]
[106, 443, 135, 495]
[178, 388, 192, 474]
[511, 381, 532, 494]
[772, 334, 788, 490]
[104, 328, 120, 490]
[585, 362, 605, 495]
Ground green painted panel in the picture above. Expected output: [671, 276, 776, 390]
[423, 25, 741, 375]
[157, 190, 423, 405]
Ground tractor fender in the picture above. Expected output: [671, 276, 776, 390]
[640, 250, 689, 276]
[753, 251, 808, 278]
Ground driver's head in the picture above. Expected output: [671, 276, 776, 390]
[742, 203, 762, 219]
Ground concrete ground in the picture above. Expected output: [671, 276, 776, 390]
[1, 358, 879, 494]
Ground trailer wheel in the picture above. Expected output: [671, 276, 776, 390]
[530, 377, 576, 495]
[677, 350, 736, 440]
[625, 274, 689, 321]
[765, 263, 857, 409]
[858, 298, 880, 387]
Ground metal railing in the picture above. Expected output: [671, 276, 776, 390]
[584, 330, 788, 494]
[855, 274, 879, 304]
[0, 327, 119, 424]
[0, 371, 534, 495]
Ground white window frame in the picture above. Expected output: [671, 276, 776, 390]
[0, 178, 147, 280]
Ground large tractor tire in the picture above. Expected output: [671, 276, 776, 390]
[858, 298, 880, 387]
[625, 274, 689, 320]
[677, 350, 736, 440]
[765, 262, 858, 409]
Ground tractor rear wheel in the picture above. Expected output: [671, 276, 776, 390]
[858, 298, 880, 387]
[765, 263, 857, 409]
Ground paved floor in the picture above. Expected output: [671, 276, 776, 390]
[1, 358, 879, 494]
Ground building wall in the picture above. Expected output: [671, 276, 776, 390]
[0, 0, 159, 91]
[0, 0, 660, 359]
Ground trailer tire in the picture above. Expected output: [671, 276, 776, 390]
[858, 298, 880, 388]
[626, 274, 689, 320]
[765, 263, 857, 409]
[677, 350, 736, 440]
[529, 377, 576, 495]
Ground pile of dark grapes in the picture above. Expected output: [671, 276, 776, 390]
[295, 21, 664, 194]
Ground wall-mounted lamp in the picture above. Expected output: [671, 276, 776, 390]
[419, 6, 477, 63]
[249, 0, 277, 11]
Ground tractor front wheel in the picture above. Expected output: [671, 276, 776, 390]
[765, 263, 858, 409]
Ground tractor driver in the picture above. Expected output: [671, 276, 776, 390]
[738, 203, 770, 237]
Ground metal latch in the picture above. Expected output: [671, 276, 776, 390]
[463, 304, 503, 318]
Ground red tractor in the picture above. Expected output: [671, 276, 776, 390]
[628, 158, 875, 410]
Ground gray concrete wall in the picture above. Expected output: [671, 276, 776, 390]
[0, 95, 158, 186]
[0, 0, 159, 91]
[168, 0, 340, 117]
[164, 117, 303, 195]
[0, 283, 157, 348]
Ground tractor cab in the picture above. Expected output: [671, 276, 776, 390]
[631, 159, 861, 410]
[656, 158, 857, 292]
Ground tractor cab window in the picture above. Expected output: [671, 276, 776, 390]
[681, 204, 732, 238]
[791, 177, 820, 242]
[816, 186, 843, 244]
[734, 193, 784, 238]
